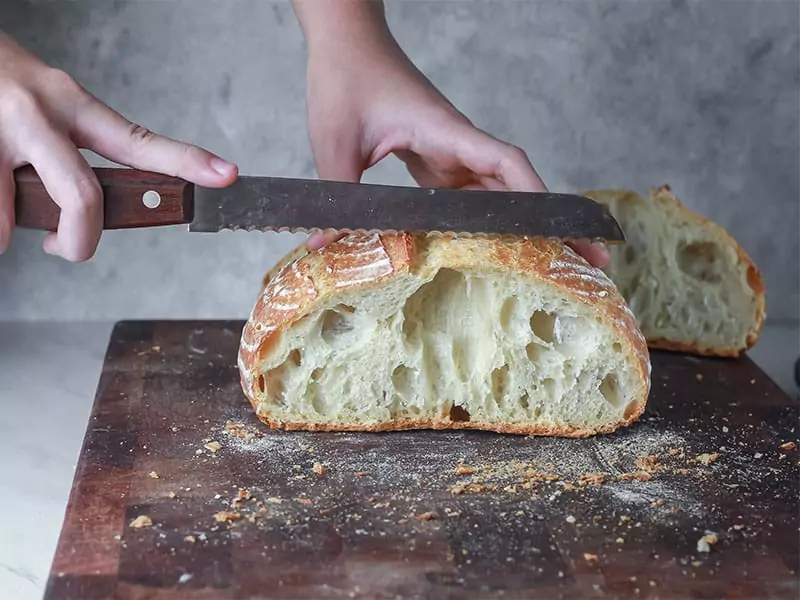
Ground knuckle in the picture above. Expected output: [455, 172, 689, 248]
[69, 177, 103, 214]
[43, 68, 81, 96]
[0, 85, 42, 121]
[128, 123, 155, 147]
[503, 144, 528, 164]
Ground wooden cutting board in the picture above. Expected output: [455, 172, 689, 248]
[45, 321, 798, 600]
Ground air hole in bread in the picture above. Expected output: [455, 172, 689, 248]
[500, 298, 517, 331]
[320, 305, 356, 346]
[491, 365, 509, 399]
[624, 246, 637, 265]
[542, 378, 556, 396]
[391, 365, 413, 398]
[677, 242, 723, 283]
[599, 373, 622, 409]
[310, 383, 325, 415]
[288, 349, 302, 367]
[520, 393, 530, 410]
[452, 342, 468, 382]
[530, 311, 556, 343]
[449, 404, 471, 422]
[526, 342, 544, 361]
[257, 374, 265, 393]
[612, 342, 622, 353]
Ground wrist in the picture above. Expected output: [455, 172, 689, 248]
[293, 0, 395, 59]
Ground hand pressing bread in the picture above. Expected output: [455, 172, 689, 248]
[585, 185, 765, 357]
[238, 234, 651, 436]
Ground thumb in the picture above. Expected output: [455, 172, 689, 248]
[307, 134, 365, 250]
[312, 139, 364, 183]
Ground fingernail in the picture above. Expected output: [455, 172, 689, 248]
[209, 156, 237, 177]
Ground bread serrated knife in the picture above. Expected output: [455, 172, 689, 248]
[12, 166, 624, 243]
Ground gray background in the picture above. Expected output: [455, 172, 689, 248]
[0, 0, 798, 323]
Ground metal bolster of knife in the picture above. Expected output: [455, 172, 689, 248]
[13, 165, 195, 231]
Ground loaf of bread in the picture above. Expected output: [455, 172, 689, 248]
[584, 185, 766, 357]
[238, 233, 651, 436]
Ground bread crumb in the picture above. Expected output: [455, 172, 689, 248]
[266, 497, 282, 504]
[416, 511, 438, 521]
[148, 471, 159, 479]
[214, 511, 241, 523]
[697, 531, 718, 553]
[616, 537, 624, 544]
[620, 515, 631, 523]
[296, 498, 313, 506]
[695, 373, 703, 382]
[247, 513, 260, 523]
[312, 461, 328, 475]
[184, 535, 196, 543]
[237, 488, 252, 501]
[578, 473, 605, 486]
[566, 515, 576, 524]
[354, 471, 370, 477]
[780, 441, 796, 451]
[167, 492, 177, 499]
[754, 452, 763, 459]
[668, 448, 680, 456]
[204, 441, 222, 453]
[733, 524, 745, 531]
[129, 515, 153, 529]
[695, 453, 719, 465]
[455, 465, 477, 476]
[584, 553, 599, 563]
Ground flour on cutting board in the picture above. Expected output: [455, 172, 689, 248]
[209, 409, 711, 519]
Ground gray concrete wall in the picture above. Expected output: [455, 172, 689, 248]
[1, 0, 797, 322]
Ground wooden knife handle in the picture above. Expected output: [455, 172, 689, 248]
[13, 165, 195, 230]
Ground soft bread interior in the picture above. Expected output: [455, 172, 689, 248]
[253, 266, 643, 432]
[589, 188, 763, 354]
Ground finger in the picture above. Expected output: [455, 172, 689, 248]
[0, 167, 15, 254]
[312, 134, 364, 183]
[307, 229, 343, 251]
[73, 96, 237, 187]
[569, 241, 610, 269]
[307, 133, 365, 250]
[447, 125, 547, 192]
[26, 128, 103, 261]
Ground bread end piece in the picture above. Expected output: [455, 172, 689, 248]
[239, 234, 651, 437]
[585, 185, 765, 357]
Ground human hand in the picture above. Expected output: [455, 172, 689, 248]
[297, 14, 608, 268]
[0, 32, 238, 261]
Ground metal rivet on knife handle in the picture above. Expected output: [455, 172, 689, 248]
[142, 190, 162, 209]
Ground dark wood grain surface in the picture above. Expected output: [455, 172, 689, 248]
[45, 321, 799, 600]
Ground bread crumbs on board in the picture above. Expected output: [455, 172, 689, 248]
[129, 515, 153, 529]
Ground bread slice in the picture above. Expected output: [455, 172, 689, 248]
[584, 185, 766, 357]
[238, 233, 651, 436]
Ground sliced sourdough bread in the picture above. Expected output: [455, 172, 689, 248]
[584, 185, 766, 357]
[238, 233, 651, 436]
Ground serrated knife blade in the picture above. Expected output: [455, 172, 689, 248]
[13, 167, 624, 243]
[190, 176, 624, 243]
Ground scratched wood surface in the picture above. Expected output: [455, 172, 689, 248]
[45, 321, 799, 600]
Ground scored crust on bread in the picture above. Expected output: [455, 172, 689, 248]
[238, 233, 651, 437]
[584, 185, 766, 357]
